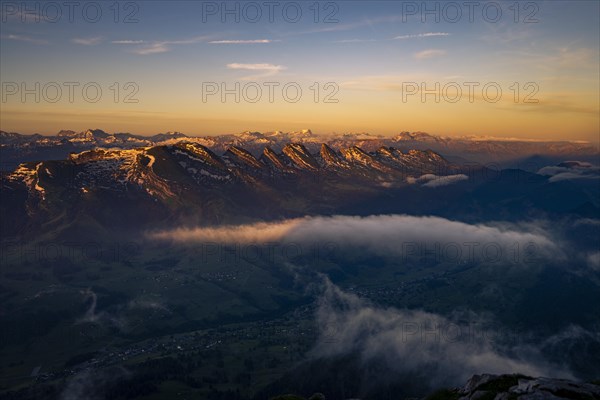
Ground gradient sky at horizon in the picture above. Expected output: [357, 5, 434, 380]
[0, 0, 598, 141]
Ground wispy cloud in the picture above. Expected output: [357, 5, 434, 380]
[209, 39, 279, 44]
[227, 63, 285, 72]
[311, 278, 573, 395]
[111, 40, 145, 44]
[2, 34, 48, 45]
[332, 32, 448, 44]
[133, 43, 169, 55]
[162, 36, 210, 45]
[414, 49, 446, 60]
[339, 73, 437, 92]
[289, 22, 367, 35]
[538, 161, 600, 182]
[394, 32, 450, 40]
[287, 15, 406, 36]
[406, 174, 468, 187]
[332, 39, 377, 43]
[226, 63, 286, 79]
[72, 37, 103, 46]
[130, 36, 209, 55]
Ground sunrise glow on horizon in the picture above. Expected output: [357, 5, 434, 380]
[1, 1, 599, 142]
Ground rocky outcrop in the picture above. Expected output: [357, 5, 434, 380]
[428, 374, 600, 400]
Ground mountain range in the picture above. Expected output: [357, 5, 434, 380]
[2, 137, 598, 240]
[1, 128, 598, 172]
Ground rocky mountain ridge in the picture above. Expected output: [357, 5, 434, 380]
[2, 139, 598, 240]
[432, 373, 600, 400]
[268, 374, 600, 400]
[5, 142, 455, 198]
[1, 129, 598, 171]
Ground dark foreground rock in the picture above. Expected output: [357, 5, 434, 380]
[426, 374, 600, 400]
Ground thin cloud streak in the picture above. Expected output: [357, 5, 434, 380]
[394, 32, 450, 40]
[332, 39, 377, 43]
[72, 37, 103, 45]
[332, 32, 449, 44]
[414, 49, 447, 59]
[2, 34, 48, 45]
[112, 40, 146, 44]
[226, 63, 286, 79]
[133, 43, 169, 55]
[227, 63, 285, 72]
[209, 39, 279, 44]
[130, 35, 210, 55]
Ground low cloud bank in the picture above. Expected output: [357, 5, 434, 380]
[310, 278, 573, 391]
[538, 161, 600, 182]
[150, 219, 304, 243]
[149, 215, 561, 265]
[406, 173, 469, 187]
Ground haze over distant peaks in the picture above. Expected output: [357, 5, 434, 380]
[0, 128, 598, 172]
